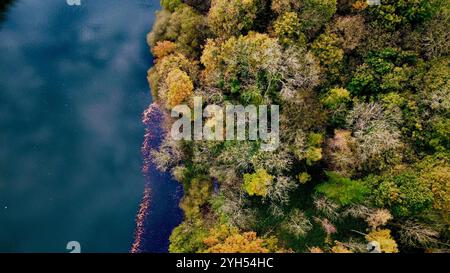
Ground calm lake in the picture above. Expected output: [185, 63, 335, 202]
[0, 0, 181, 252]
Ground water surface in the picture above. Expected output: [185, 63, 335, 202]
[0, 0, 161, 252]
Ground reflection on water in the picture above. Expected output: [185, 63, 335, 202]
[0, 0, 159, 252]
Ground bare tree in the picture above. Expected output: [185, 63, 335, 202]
[283, 209, 313, 238]
[398, 221, 440, 248]
[313, 196, 340, 221]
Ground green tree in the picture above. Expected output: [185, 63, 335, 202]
[180, 177, 213, 218]
[169, 220, 208, 253]
[348, 48, 418, 96]
[368, 171, 434, 217]
[316, 172, 370, 206]
[416, 58, 450, 152]
[367, 0, 437, 30]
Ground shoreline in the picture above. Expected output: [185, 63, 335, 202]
[131, 102, 184, 253]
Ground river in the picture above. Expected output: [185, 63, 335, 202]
[0, 0, 181, 253]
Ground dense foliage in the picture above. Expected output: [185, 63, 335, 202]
[147, 0, 449, 253]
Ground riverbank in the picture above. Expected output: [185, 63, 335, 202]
[131, 103, 183, 253]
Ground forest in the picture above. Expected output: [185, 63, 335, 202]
[147, 0, 449, 253]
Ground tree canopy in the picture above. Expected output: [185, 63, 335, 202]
[147, 0, 450, 253]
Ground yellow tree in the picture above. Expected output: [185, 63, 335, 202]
[243, 169, 274, 197]
[165, 68, 194, 109]
[366, 229, 399, 253]
[273, 12, 305, 46]
[203, 225, 280, 253]
[147, 52, 198, 100]
[331, 241, 353, 253]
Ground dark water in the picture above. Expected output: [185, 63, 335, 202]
[132, 104, 183, 253]
[0, 0, 173, 252]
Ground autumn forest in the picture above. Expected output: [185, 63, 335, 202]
[147, 0, 449, 253]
